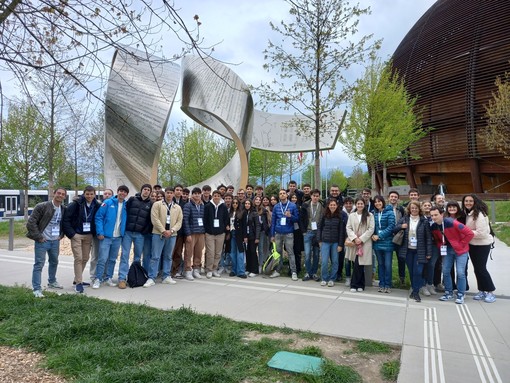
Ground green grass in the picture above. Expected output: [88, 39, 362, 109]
[381, 360, 400, 381]
[356, 339, 392, 354]
[0, 219, 27, 237]
[493, 201, 510, 222]
[493, 224, 510, 246]
[0, 286, 363, 383]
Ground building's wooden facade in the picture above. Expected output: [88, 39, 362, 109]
[383, 0, 510, 196]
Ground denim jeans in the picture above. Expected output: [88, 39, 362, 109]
[442, 247, 468, 296]
[375, 249, 393, 288]
[303, 230, 319, 276]
[32, 240, 60, 291]
[142, 233, 152, 272]
[405, 249, 425, 294]
[230, 231, 245, 276]
[257, 232, 270, 267]
[119, 231, 145, 281]
[149, 234, 176, 280]
[320, 242, 339, 282]
[274, 233, 296, 273]
[96, 237, 122, 281]
[425, 245, 439, 285]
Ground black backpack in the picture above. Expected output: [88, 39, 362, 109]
[127, 261, 148, 288]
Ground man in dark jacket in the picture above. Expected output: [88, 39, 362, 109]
[63, 185, 100, 293]
[299, 189, 323, 281]
[182, 187, 206, 280]
[26, 187, 67, 298]
[118, 184, 152, 289]
[203, 190, 230, 278]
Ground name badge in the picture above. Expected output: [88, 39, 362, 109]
[311, 221, 317, 230]
[247, 226, 250, 235]
[440, 245, 447, 256]
[214, 219, 220, 228]
[230, 217, 234, 228]
[166, 215, 171, 224]
[197, 218, 203, 226]
[51, 226, 60, 236]
[280, 217, 287, 226]
[83, 222, 91, 232]
[410, 236, 417, 247]
[294, 222, 299, 230]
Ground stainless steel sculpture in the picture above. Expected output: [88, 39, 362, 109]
[105, 51, 341, 190]
[104, 48, 180, 192]
[181, 55, 341, 188]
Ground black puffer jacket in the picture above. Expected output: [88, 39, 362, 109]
[317, 215, 346, 244]
[394, 215, 432, 263]
[125, 194, 152, 234]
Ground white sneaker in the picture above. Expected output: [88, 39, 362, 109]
[217, 267, 225, 275]
[345, 277, 351, 287]
[105, 278, 117, 287]
[143, 278, 156, 288]
[47, 281, 63, 289]
[350, 288, 356, 292]
[174, 272, 183, 279]
[212, 271, 221, 278]
[92, 279, 101, 289]
[192, 269, 202, 279]
[184, 271, 194, 281]
[206, 272, 213, 279]
[426, 284, 437, 295]
[320, 281, 327, 286]
[327, 280, 334, 287]
[291, 272, 298, 281]
[357, 288, 364, 292]
[162, 277, 176, 285]
[270, 271, 280, 278]
[420, 286, 431, 296]
[248, 273, 257, 278]
[33, 290, 45, 298]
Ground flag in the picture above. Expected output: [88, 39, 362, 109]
[297, 152, 303, 164]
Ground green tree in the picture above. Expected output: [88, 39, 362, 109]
[347, 165, 369, 190]
[340, 59, 426, 195]
[249, 149, 288, 187]
[323, 169, 348, 193]
[0, 102, 48, 218]
[257, 0, 380, 190]
[159, 121, 234, 186]
[483, 71, 510, 157]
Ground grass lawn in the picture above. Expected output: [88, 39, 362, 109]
[0, 286, 399, 383]
[0, 219, 27, 237]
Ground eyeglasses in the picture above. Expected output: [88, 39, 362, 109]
[237, 192, 245, 195]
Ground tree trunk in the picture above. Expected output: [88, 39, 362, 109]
[23, 189, 29, 220]
[383, 164, 388, 196]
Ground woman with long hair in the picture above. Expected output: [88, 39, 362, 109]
[462, 194, 496, 303]
[243, 199, 258, 277]
[254, 196, 270, 272]
[372, 195, 396, 293]
[269, 195, 278, 211]
[317, 198, 346, 287]
[445, 200, 469, 292]
[345, 197, 374, 292]
[229, 198, 247, 278]
[394, 201, 432, 302]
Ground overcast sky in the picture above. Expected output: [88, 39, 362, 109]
[0, 0, 437, 178]
[166, 0, 437, 176]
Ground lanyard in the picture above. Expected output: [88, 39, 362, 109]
[84, 204, 92, 223]
[441, 222, 445, 244]
[311, 203, 318, 221]
[280, 201, 289, 216]
[377, 210, 382, 229]
[52, 202, 61, 224]
[165, 201, 173, 216]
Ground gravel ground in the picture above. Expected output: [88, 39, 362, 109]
[0, 346, 67, 383]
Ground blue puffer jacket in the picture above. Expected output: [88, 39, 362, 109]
[95, 196, 127, 238]
[270, 201, 299, 237]
[373, 204, 396, 251]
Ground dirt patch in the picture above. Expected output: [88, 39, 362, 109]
[243, 331, 401, 383]
[0, 346, 67, 383]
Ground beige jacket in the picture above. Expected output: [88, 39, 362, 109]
[345, 212, 375, 266]
[151, 200, 183, 235]
[465, 211, 493, 246]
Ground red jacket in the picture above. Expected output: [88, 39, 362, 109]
[431, 218, 474, 256]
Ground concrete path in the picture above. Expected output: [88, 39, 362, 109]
[1, 238, 509, 383]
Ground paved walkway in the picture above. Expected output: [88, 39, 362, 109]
[1, 238, 509, 383]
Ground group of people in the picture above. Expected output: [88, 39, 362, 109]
[27, 182, 496, 305]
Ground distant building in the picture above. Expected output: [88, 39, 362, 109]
[381, 0, 510, 195]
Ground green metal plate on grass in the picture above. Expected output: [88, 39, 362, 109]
[267, 351, 323, 376]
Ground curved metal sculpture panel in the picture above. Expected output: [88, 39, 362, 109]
[181, 55, 342, 188]
[104, 48, 180, 192]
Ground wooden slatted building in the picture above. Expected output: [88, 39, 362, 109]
[381, 0, 510, 196]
